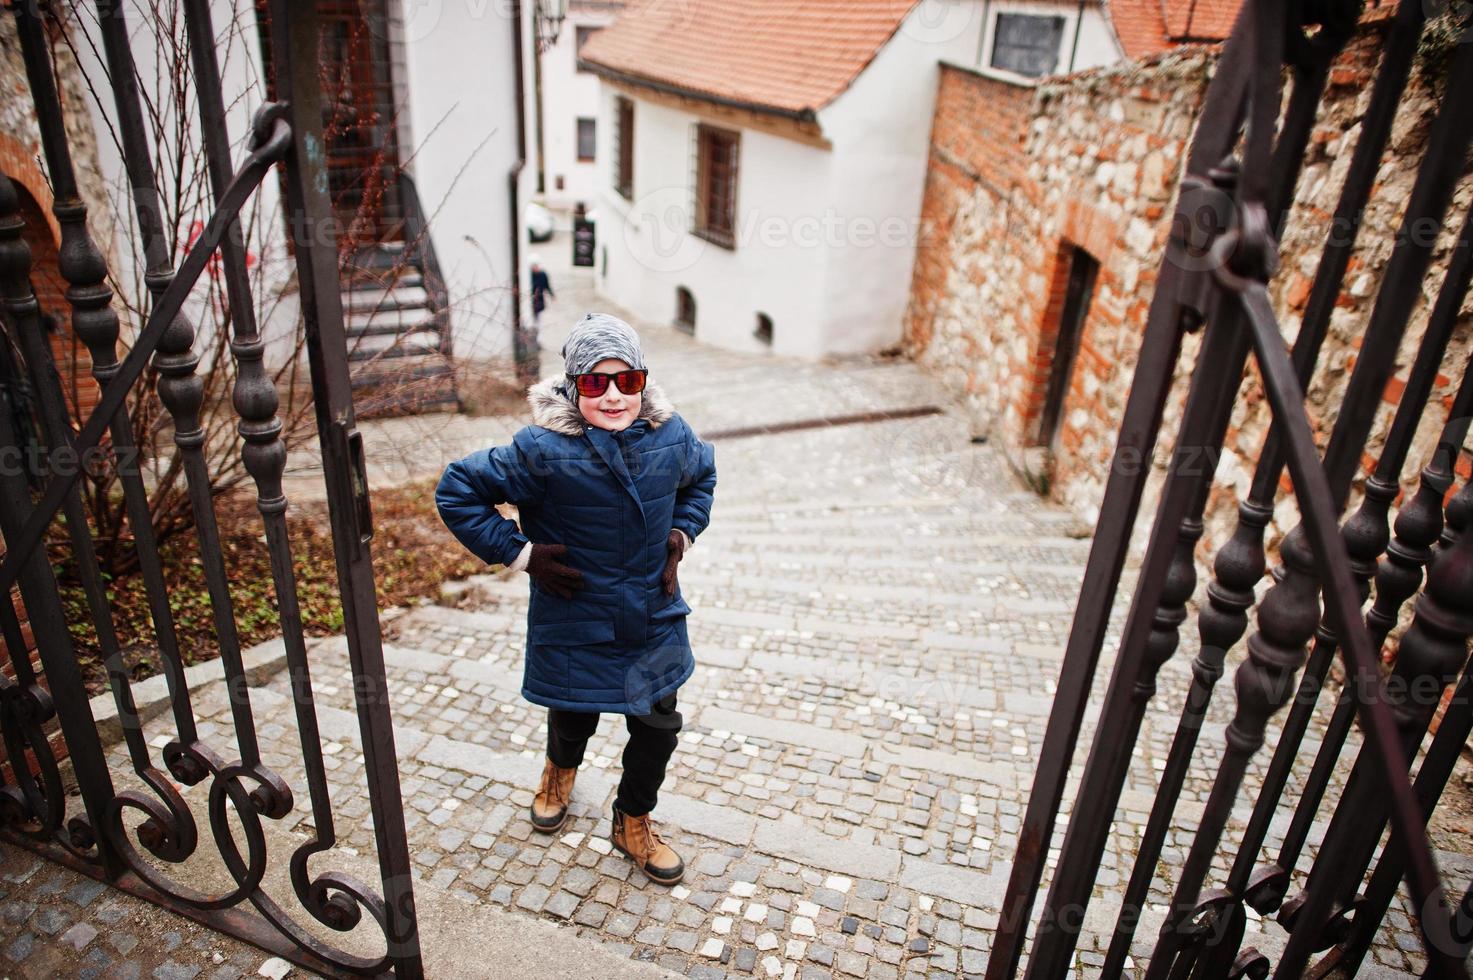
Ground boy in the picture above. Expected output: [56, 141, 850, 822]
[435, 313, 716, 884]
[529, 254, 554, 327]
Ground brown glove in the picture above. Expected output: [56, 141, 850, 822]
[661, 529, 688, 596]
[526, 542, 584, 598]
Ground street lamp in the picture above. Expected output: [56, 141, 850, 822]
[535, 0, 567, 53]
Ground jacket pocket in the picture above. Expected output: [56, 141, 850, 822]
[530, 584, 619, 623]
[649, 586, 691, 619]
[529, 619, 617, 646]
[529, 618, 624, 699]
[648, 592, 692, 633]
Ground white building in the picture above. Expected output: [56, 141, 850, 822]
[578, 0, 1232, 360]
[69, 0, 537, 412]
[537, 1, 626, 227]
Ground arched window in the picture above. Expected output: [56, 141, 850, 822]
[754, 312, 773, 345]
[675, 287, 696, 334]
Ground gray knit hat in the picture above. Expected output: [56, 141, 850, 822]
[555, 312, 647, 404]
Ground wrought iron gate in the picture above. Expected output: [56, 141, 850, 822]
[988, 1, 1473, 977]
[0, 2, 420, 976]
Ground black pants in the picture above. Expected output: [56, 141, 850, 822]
[545, 692, 681, 817]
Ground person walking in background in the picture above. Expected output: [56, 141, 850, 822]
[529, 253, 554, 327]
[435, 313, 717, 886]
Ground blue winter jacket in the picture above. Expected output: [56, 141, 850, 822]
[435, 375, 717, 714]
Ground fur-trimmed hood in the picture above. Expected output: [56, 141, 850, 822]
[438, 367, 714, 714]
[527, 374, 676, 437]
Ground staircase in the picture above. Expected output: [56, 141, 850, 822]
[117, 398, 1450, 976]
[342, 172, 460, 418]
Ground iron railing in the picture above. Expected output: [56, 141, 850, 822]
[989, 1, 1473, 977]
[0, 3, 421, 975]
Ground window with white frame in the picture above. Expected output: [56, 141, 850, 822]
[990, 13, 1066, 77]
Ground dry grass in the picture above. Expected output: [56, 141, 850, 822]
[58, 476, 483, 696]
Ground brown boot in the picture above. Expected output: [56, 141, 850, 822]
[609, 802, 684, 885]
[530, 757, 578, 833]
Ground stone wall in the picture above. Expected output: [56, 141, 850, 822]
[905, 6, 1473, 560]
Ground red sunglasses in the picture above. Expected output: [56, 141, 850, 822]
[567, 369, 648, 398]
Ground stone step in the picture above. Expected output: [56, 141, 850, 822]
[448, 547, 1089, 593]
[693, 550, 1088, 579]
[384, 605, 1083, 716]
[392, 592, 1078, 659]
[325, 630, 1047, 743]
[362, 616, 1321, 807]
[677, 571, 1072, 612]
[709, 490, 1062, 519]
[691, 528, 1090, 551]
[707, 446, 983, 477]
[342, 283, 431, 312]
[195, 638, 1354, 926]
[394, 603, 524, 637]
[705, 505, 1084, 533]
[700, 519, 1076, 548]
[390, 610, 1109, 741]
[448, 565, 1083, 626]
[691, 405, 961, 445]
[172, 648, 1338, 885]
[707, 429, 982, 469]
[186, 645, 1034, 902]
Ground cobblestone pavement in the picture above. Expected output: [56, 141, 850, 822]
[82, 241, 1472, 979]
[0, 841, 313, 979]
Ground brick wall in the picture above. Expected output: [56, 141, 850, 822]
[5, 171, 101, 421]
[905, 11, 1473, 558]
[0, 8, 111, 423]
[0, 10, 117, 772]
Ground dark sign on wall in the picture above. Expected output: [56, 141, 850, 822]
[573, 208, 596, 267]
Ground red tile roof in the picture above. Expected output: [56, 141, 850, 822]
[1106, 0, 1244, 60]
[1162, 0, 1241, 40]
[1106, 0, 1171, 58]
[577, 0, 921, 118]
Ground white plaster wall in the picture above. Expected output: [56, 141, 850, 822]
[816, 0, 983, 355]
[974, 0, 1121, 81]
[540, 7, 620, 224]
[593, 90, 833, 359]
[68, 0, 298, 369]
[591, 0, 994, 360]
[401, 0, 526, 364]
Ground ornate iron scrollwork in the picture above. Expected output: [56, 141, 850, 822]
[0, 3, 422, 975]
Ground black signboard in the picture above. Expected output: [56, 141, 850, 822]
[573, 214, 596, 267]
